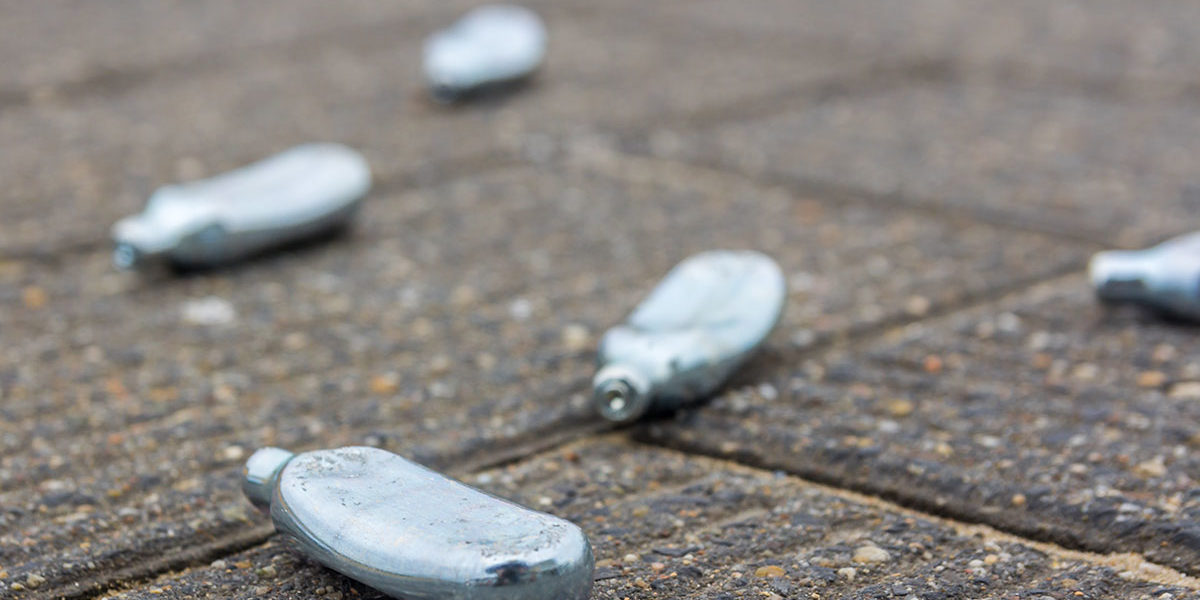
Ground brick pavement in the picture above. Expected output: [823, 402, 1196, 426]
[2, 2, 1199, 599]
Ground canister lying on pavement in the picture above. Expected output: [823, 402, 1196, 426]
[593, 250, 787, 423]
[111, 143, 371, 270]
[423, 4, 546, 103]
[243, 446, 594, 600]
[1090, 231, 1200, 321]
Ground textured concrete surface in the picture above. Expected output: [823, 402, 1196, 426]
[625, 81, 1200, 246]
[3, 1, 1200, 599]
[649, 0, 1200, 86]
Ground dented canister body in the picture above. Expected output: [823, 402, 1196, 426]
[111, 143, 371, 270]
[243, 446, 594, 600]
[1090, 231, 1200, 321]
[593, 250, 787, 423]
[423, 5, 546, 102]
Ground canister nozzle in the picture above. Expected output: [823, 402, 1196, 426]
[592, 365, 651, 423]
[1089, 250, 1151, 303]
[243, 447, 295, 510]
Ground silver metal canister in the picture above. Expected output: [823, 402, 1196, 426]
[111, 143, 371, 270]
[243, 446, 594, 600]
[1090, 231, 1200, 321]
[593, 250, 787, 423]
[423, 5, 547, 102]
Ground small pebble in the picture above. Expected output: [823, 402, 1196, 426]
[837, 567, 857, 581]
[922, 355, 943, 374]
[853, 544, 890, 564]
[450, 285, 477, 307]
[25, 573, 46, 589]
[429, 355, 452, 376]
[182, 296, 236, 326]
[623, 553, 639, 564]
[1071, 363, 1099, 381]
[757, 383, 778, 401]
[1152, 344, 1178, 364]
[1011, 493, 1027, 507]
[905, 295, 931, 316]
[1169, 381, 1200, 399]
[508, 298, 533, 321]
[562, 324, 591, 351]
[369, 373, 400, 395]
[1137, 371, 1167, 388]
[886, 398, 914, 417]
[755, 565, 786, 578]
[21, 286, 47, 309]
[791, 329, 817, 348]
[1135, 457, 1167, 478]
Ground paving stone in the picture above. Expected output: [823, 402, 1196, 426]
[641, 275, 1200, 575]
[0, 2, 465, 99]
[0, 159, 1089, 595]
[652, 0, 1200, 87]
[0, 3, 857, 254]
[630, 81, 1200, 247]
[83, 439, 1200, 600]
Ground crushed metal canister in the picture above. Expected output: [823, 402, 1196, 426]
[1091, 231, 1200, 321]
[592, 250, 787, 423]
[243, 446, 594, 600]
[111, 143, 371, 270]
[423, 4, 546, 102]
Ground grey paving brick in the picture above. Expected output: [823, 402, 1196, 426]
[78, 439, 1200, 600]
[653, 0, 1200, 87]
[641, 276, 1200, 575]
[0, 2, 448, 98]
[629, 82, 1200, 246]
